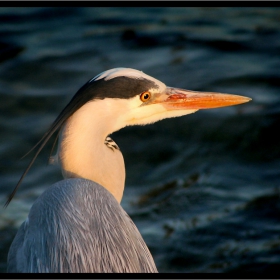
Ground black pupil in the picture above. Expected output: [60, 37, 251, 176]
[144, 93, 149, 99]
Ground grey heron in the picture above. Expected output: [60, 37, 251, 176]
[6, 68, 251, 272]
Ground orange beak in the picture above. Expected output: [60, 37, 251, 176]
[152, 87, 251, 110]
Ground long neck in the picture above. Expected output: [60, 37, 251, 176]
[56, 99, 126, 203]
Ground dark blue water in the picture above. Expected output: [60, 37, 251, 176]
[0, 7, 280, 273]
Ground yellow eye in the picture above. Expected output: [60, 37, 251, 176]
[140, 91, 151, 102]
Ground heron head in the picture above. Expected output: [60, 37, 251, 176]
[88, 68, 251, 127]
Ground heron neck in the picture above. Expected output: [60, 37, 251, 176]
[57, 99, 126, 203]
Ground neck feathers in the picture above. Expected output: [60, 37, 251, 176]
[55, 100, 126, 203]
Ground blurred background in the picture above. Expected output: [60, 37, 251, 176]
[0, 7, 280, 273]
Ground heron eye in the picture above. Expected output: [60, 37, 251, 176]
[140, 91, 151, 102]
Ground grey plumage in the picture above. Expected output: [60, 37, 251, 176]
[7, 178, 157, 273]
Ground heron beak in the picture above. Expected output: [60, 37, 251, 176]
[152, 87, 251, 110]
